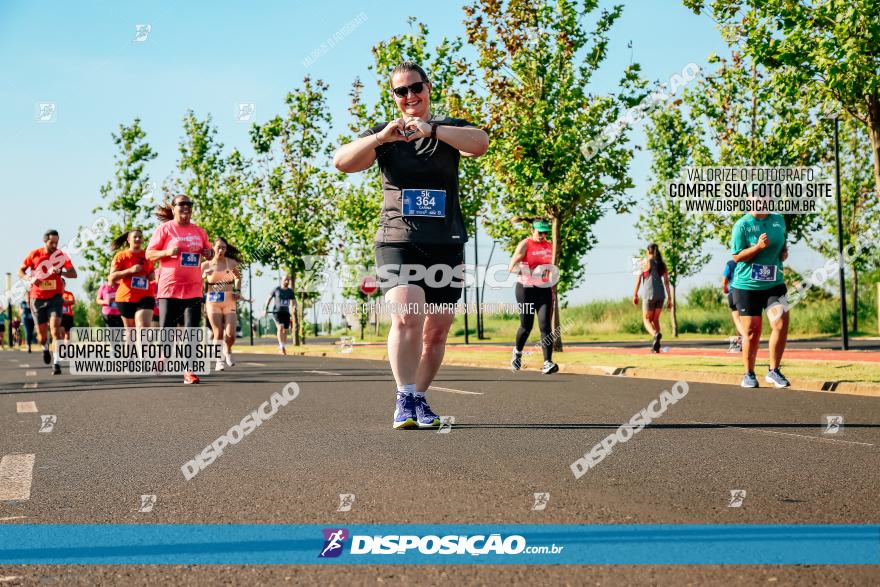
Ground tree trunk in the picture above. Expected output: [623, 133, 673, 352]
[550, 216, 563, 352]
[867, 93, 880, 204]
[671, 284, 679, 337]
[852, 268, 859, 333]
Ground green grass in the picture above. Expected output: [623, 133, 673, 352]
[330, 296, 878, 343]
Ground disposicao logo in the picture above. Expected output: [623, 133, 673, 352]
[319, 528, 349, 558]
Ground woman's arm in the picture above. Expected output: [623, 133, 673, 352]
[334, 120, 408, 173]
[508, 240, 528, 273]
[435, 125, 489, 157]
[632, 273, 642, 305]
[663, 272, 672, 309]
[732, 233, 769, 263]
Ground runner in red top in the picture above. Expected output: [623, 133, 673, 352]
[109, 229, 156, 328]
[17, 229, 78, 374]
[146, 195, 213, 384]
[508, 218, 558, 374]
[60, 282, 75, 340]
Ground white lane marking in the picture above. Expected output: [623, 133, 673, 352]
[22, 383, 38, 390]
[0, 516, 27, 521]
[428, 385, 483, 395]
[0, 454, 36, 501]
[25, 371, 36, 377]
[690, 420, 875, 447]
[306, 370, 342, 376]
[244, 362, 267, 367]
[16, 402, 37, 413]
[19, 364, 29, 368]
[0, 577, 24, 583]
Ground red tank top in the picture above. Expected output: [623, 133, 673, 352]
[518, 238, 553, 286]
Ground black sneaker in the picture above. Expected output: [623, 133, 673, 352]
[52, 363, 61, 375]
[42, 348, 51, 365]
[651, 333, 662, 353]
[511, 350, 522, 371]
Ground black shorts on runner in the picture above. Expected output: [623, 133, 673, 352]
[102, 314, 124, 328]
[275, 309, 291, 329]
[31, 295, 63, 325]
[117, 297, 156, 319]
[158, 298, 202, 328]
[727, 291, 737, 311]
[731, 284, 788, 317]
[374, 242, 465, 305]
[61, 315, 73, 332]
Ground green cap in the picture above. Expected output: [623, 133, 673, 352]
[533, 220, 551, 233]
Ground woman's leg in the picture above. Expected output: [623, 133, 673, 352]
[135, 308, 152, 329]
[223, 311, 236, 361]
[385, 285, 426, 387]
[515, 283, 535, 352]
[415, 309, 456, 393]
[642, 307, 657, 336]
[739, 315, 763, 373]
[535, 288, 553, 362]
[652, 307, 663, 335]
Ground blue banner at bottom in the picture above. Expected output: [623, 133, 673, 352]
[0, 525, 877, 565]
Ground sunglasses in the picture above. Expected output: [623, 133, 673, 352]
[392, 81, 427, 98]
[174, 201, 193, 207]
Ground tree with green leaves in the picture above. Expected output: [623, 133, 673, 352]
[463, 0, 647, 348]
[683, 48, 826, 246]
[250, 77, 338, 345]
[639, 106, 712, 336]
[80, 119, 157, 295]
[684, 0, 880, 200]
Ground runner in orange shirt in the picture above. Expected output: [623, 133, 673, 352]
[18, 229, 78, 374]
[109, 229, 156, 328]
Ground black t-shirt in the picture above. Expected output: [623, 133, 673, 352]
[359, 116, 473, 245]
[272, 287, 294, 313]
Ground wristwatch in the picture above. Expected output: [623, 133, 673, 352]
[430, 123, 438, 140]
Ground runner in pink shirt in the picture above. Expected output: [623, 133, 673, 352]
[146, 194, 213, 384]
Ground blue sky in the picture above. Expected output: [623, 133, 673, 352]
[0, 0, 826, 314]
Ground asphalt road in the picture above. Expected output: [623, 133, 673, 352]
[1, 349, 878, 585]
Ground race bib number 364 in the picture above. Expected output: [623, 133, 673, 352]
[402, 189, 446, 217]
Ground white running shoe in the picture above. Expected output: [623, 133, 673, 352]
[215, 359, 225, 372]
[225, 352, 235, 367]
[542, 360, 559, 375]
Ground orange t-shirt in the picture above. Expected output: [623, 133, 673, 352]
[22, 247, 73, 300]
[62, 291, 75, 316]
[112, 249, 155, 303]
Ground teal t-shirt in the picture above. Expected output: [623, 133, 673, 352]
[730, 213, 786, 290]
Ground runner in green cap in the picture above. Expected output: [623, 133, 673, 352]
[508, 217, 558, 374]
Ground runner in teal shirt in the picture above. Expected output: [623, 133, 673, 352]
[730, 213, 786, 290]
[729, 212, 790, 389]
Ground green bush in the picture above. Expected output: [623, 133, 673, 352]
[685, 285, 724, 309]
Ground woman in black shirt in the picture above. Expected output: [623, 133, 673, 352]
[334, 61, 489, 430]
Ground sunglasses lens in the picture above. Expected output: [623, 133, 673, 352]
[393, 82, 426, 98]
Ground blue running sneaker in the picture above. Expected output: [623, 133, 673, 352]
[393, 393, 417, 429]
[740, 372, 759, 388]
[413, 395, 441, 428]
[765, 368, 790, 388]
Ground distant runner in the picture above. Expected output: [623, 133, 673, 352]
[96, 280, 123, 328]
[18, 229, 77, 374]
[60, 280, 75, 340]
[722, 259, 745, 353]
[265, 275, 295, 355]
[19, 300, 35, 352]
[633, 243, 672, 353]
[508, 217, 558, 374]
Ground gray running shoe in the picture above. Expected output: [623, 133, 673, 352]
[765, 368, 790, 388]
[740, 372, 759, 388]
[511, 350, 522, 371]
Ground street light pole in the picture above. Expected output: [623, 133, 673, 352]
[833, 116, 849, 350]
[248, 264, 254, 346]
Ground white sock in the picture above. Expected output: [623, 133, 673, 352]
[513, 349, 522, 355]
[413, 391, 426, 399]
[42, 343, 49, 351]
[396, 384, 416, 396]
[53, 352, 60, 365]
